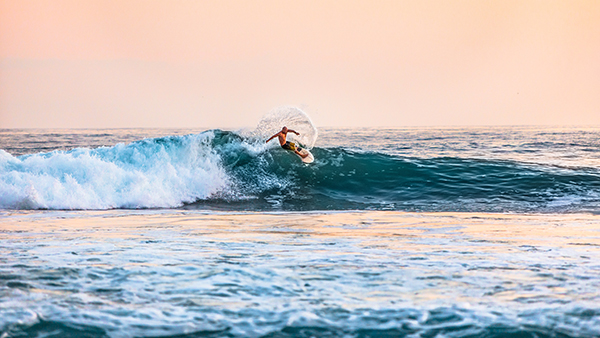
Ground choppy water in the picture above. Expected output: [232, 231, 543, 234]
[2, 117, 600, 337]
[2, 211, 600, 338]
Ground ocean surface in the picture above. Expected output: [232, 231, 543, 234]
[2, 113, 600, 337]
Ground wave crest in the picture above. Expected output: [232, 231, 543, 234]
[0, 131, 229, 209]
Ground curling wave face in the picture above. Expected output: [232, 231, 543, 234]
[0, 131, 229, 209]
[2, 129, 600, 212]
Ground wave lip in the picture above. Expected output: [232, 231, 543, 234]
[0, 131, 229, 210]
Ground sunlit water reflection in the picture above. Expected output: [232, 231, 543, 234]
[2, 210, 599, 337]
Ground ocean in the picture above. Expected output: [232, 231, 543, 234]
[2, 111, 600, 337]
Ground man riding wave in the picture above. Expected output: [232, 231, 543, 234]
[266, 126, 309, 159]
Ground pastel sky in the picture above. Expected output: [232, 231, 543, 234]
[1, 0, 599, 128]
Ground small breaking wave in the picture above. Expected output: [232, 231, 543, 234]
[3, 305, 600, 338]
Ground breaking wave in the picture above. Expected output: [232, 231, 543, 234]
[2, 130, 600, 212]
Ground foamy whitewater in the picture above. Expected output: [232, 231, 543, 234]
[2, 109, 600, 337]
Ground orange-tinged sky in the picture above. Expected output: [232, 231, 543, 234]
[1, 0, 599, 128]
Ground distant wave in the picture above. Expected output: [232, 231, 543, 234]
[2, 129, 600, 212]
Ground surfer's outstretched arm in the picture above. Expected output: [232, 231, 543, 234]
[265, 133, 279, 143]
[288, 130, 300, 135]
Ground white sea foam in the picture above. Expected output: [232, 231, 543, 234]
[0, 132, 229, 210]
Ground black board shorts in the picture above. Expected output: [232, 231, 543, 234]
[281, 141, 297, 151]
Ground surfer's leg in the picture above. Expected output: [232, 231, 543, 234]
[295, 149, 309, 158]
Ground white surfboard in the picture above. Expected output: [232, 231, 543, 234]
[298, 148, 314, 164]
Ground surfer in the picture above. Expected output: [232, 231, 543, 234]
[266, 127, 309, 159]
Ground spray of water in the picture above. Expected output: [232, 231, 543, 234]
[254, 106, 318, 149]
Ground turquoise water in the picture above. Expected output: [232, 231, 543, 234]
[2, 126, 600, 213]
[2, 124, 600, 337]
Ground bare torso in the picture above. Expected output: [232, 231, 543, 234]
[276, 131, 288, 146]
